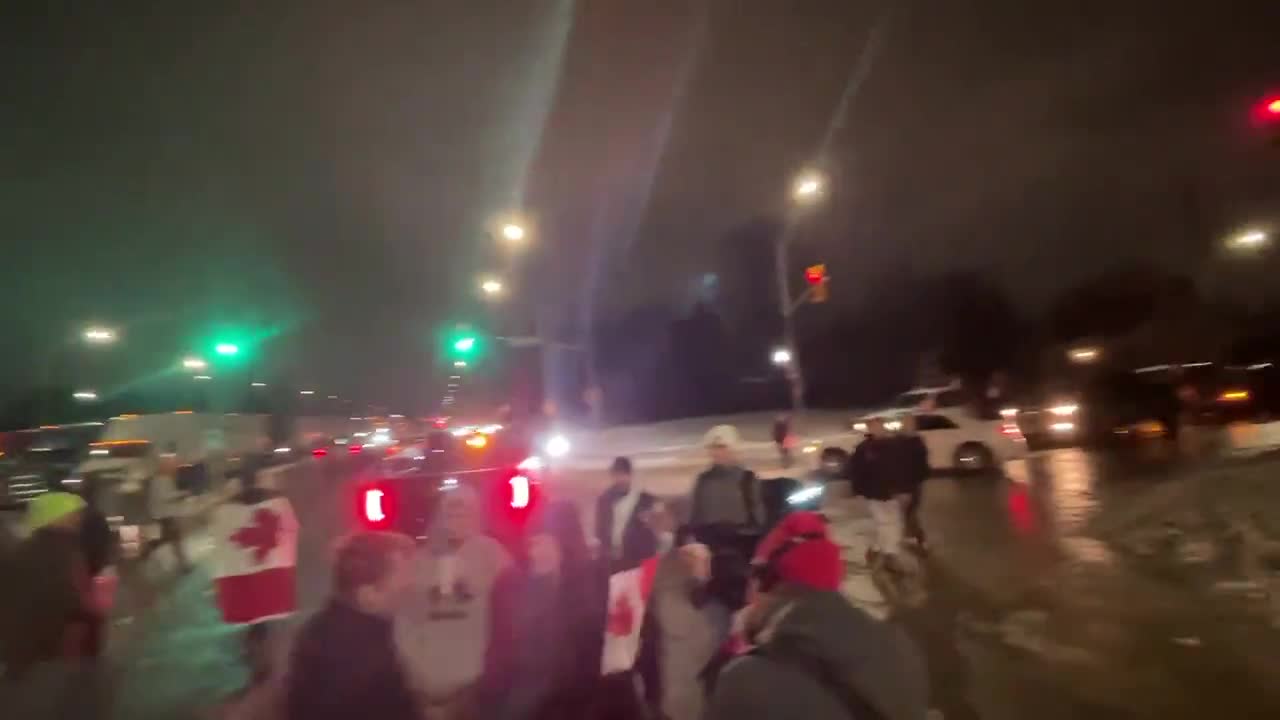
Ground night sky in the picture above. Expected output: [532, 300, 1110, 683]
[4, 1, 1278, 406]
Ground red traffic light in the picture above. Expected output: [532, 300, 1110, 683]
[1250, 94, 1280, 127]
[804, 264, 827, 286]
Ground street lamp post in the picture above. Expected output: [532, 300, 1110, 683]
[774, 169, 826, 416]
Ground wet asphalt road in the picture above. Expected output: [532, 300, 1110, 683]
[20, 441, 1280, 719]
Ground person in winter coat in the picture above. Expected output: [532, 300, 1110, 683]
[848, 418, 906, 568]
[140, 445, 190, 573]
[595, 456, 663, 571]
[286, 531, 419, 720]
[689, 425, 763, 528]
[0, 492, 99, 678]
[772, 415, 794, 469]
[705, 512, 929, 720]
[395, 484, 511, 719]
[482, 502, 605, 720]
[893, 416, 931, 553]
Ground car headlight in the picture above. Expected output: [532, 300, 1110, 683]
[544, 434, 571, 458]
[1049, 404, 1079, 416]
[787, 486, 823, 505]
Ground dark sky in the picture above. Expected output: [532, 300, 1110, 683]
[3, 1, 1278, 406]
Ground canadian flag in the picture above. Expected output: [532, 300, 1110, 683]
[210, 497, 299, 624]
[600, 556, 660, 675]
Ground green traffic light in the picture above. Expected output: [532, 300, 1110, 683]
[453, 336, 476, 353]
[215, 342, 240, 356]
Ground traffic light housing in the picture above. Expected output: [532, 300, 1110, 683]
[804, 264, 829, 303]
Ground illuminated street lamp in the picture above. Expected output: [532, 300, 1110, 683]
[72, 390, 98, 401]
[480, 277, 505, 297]
[1067, 346, 1101, 364]
[83, 327, 117, 344]
[1227, 229, 1269, 252]
[791, 171, 825, 204]
[182, 357, 208, 370]
[771, 347, 794, 366]
[501, 222, 526, 243]
[193, 374, 213, 381]
[453, 360, 468, 368]
[250, 382, 267, 388]
[299, 390, 316, 396]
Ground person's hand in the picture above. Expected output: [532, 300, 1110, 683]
[679, 543, 711, 583]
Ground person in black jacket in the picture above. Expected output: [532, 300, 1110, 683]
[286, 531, 418, 720]
[483, 502, 605, 720]
[594, 457, 662, 571]
[848, 418, 905, 568]
[895, 415, 931, 553]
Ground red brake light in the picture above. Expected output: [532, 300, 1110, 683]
[495, 468, 541, 527]
[348, 444, 363, 454]
[1001, 422, 1024, 439]
[509, 474, 531, 509]
[312, 447, 328, 457]
[359, 483, 394, 530]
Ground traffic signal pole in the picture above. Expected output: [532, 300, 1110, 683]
[774, 237, 806, 416]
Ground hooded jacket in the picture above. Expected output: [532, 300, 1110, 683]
[705, 588, 928, 720]
[287, 600, 419, 720]
[394, 486, 510, 701]
[0, 527, 95, 677]
[848, 436, 898, 501]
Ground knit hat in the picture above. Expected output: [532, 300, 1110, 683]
[752, 511, 842, 591]
[703, 424, 741, 449]
[26, 492, 87, 533]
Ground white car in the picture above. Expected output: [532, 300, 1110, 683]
[853, 385, 1027, 473]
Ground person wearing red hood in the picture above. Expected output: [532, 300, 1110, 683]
[704, 512, 929, 720]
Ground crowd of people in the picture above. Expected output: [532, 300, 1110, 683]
[0, 418, 934, 720]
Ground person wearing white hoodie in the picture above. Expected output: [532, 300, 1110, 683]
[394, 485, 511, 720]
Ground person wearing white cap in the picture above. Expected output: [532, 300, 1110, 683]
[688, 425, 762, 529]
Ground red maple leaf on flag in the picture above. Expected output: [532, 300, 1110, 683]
[230, 508, 282, 564]
[606, 594, 634, 636]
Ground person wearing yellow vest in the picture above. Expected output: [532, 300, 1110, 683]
[1, 492, 99, 678]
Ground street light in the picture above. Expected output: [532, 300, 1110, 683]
[501, 223, 526, 243]
[193, 374, 213, 381]
[791, 171, 825, 204]
[1227, 229, 1269, 251]
[250, 382, 267, 388]
[480, 277, 505, 297]
[72, 390, 98, 401]
[182, 357, 208, 370]
[299, 390, 316, 396]
[83, 327, 117, 344]
[453, 360, 468, 368]
[1067, 346, 1101, 364]
[771, 347, 793, 366]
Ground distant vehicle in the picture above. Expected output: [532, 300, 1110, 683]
[72, 413, 269, 521]
[1, 422, 106, 508]
[354, 428, 546, 552]
[1012, 395, 1084, 449]
[841, 384, 1027, 473]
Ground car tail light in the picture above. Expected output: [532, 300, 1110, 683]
[508, 474, 531, 509]
[348, 444, 363, 454]
[496, 468, 541, 526]
[358, 483, 394, 530]
[1001, 422, 1024, 440]
[312, 447, 328, 457]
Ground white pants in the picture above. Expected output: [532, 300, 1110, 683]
[867, 498, 904, 556]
